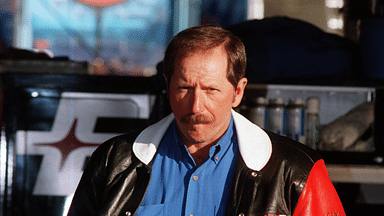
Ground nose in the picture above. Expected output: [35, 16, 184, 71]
[191, 89, 204, 113]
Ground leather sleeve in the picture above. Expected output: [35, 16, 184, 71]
[67, 139, 112, 216]
[68, 132, 145, 216]
[293, 159, 346, 216]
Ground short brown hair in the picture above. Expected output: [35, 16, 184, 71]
[163, 25, 246, 88]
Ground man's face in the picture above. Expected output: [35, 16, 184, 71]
[167, 45, 247, 146]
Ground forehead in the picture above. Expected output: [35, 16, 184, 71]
[174, 47, 228, 80]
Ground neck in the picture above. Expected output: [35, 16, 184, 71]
[186, 142, 215, 167]
[178, 114, 232, 166]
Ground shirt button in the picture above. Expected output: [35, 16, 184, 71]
[193, 175, 198, 181]
[238, 213, 245, 216]
[251, 172, 258, 177]
[125, 211, 132, 216]
[215, 156, 219, 161]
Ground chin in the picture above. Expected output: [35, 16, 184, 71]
[185, 133, 207, 144]
[178, 123, 216, 144]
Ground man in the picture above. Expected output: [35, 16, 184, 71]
[68, 26, 345, 216]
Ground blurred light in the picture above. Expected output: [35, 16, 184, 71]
[248, 0, 264, 20]
[0, 129, 6, 204]
[328, 18, 344, 29]
[76, 0, 127, 8]
[326, 0, 344, 9]
[34, 39, 50, 50]
[31, 92, 39, 97]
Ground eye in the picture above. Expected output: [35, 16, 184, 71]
[176, 85, 190, 92]
[205, 87, 219, 93]
[179, 86, 189, 90]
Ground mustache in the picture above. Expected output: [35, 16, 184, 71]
[180, 114, 214, 124]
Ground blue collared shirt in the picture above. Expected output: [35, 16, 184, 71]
[136, 116, 238, 216]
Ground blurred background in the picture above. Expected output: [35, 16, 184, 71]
[1, 1, 384, 216]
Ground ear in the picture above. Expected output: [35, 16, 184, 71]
[163, 73, 170, 98]
[232, 77, 248, 108]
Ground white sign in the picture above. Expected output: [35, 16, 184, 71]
[16, 92, 155, 196]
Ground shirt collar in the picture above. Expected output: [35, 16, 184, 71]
[132, 110, 272, 171]
[209, 116, 236, 164]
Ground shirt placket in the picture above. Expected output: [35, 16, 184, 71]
[184, 166, 205, 216]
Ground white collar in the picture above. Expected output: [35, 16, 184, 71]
[132, 110, 272, 171]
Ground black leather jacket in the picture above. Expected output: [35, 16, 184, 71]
[68, 112, 345, 216]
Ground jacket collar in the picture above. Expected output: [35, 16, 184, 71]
[132, 110, 272, 171]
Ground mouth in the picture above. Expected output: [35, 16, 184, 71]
[180, 114, 214, 124]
